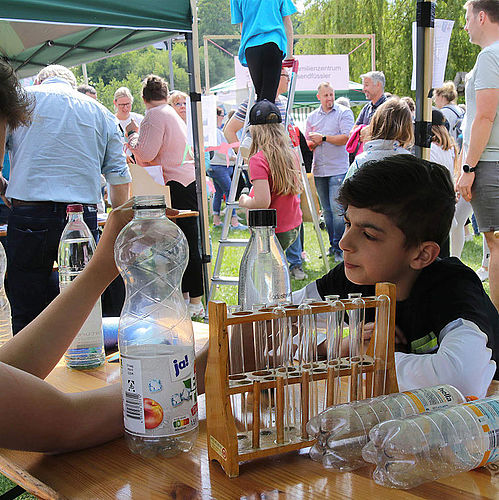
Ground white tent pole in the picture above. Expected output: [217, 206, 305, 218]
[82, 63, 88, 84]
[187, 0, 211, 312]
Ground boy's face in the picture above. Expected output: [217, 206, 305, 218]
[340, 206, 415, 287]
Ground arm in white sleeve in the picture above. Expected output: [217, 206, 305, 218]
[395, 318, 495, 399]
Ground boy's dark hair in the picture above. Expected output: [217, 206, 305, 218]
[338, 155, 456, 248]
[0, 59, 32, 129]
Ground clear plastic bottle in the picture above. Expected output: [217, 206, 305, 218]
[114, 195, 198, 458]
[58, 204, 105, 369]
[0, 243, 12, 346]
[362, 395, 499, 489]
[238, 209, 291, 310]
[307, 385, 465, 471]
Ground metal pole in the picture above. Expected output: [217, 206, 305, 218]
[203, 37, 210, 93]
[82, 63, 88, 84]
[166, 38, 174, 90]
[187, 0, 211, 311]
[371, 34, 376, 71]
[414, 0, 435, 160]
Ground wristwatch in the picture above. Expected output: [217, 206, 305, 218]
[322, 135, 327, 142]
[462, 164, 477, 173]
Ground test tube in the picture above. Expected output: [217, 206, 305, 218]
[325, 295, 344, 407]
[370, 294, 391, 397]
[347, 293, 365, 401]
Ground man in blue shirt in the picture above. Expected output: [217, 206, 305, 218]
[306, 82, 355, 262]
[2, 64, 131, 333]
[355, 71, 387, 126]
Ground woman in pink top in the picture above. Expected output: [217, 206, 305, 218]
[238, 100, 302, 251]
[127, 75, 204, 318]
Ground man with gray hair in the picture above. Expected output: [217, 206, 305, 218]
[2, 64, 131, 333]
[355, 70, 387, 126]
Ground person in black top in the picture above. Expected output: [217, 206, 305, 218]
[293, 155, 498, 398]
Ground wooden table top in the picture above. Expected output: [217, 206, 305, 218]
[0, 323, 498, 500]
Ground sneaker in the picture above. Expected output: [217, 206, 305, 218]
[301, 251, 310, 263]
[231, 223, 248, 231]
[334, 251, 344, 263]
[188, 302, 205, 319]
[465, 234, 474, 242]
[476, 266, 489, 282]
[290, 266, 308, 280]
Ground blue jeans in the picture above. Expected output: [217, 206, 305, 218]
[6, 203, 98, 334]
[314, 174, 346, 254]
[286, 224, 303, 268]
[210, 164, 235, 217]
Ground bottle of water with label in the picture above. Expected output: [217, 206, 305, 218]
[238, 209, 291, 310]
[58, 204, 104, 369]
[362, 395, 499, 489]
[307, 385, 466, 471]
[114, 195, 198, 458]
[0, 243, 12, 346]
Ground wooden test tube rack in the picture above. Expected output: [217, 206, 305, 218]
[205, 282, 398, 477]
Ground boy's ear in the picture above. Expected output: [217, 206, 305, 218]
[409, 241, 441, 270]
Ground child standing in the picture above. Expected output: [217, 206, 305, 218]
[230, 0, 296, 102]
[238, 100, 302, 251]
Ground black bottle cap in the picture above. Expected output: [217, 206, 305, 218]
[248, 209, 277, 228]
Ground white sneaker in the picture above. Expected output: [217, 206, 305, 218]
[476, 267, 489, 282]
[465, 234, 474, 242]
[188, 302, 205, 319]
[290, 266, 308, 280]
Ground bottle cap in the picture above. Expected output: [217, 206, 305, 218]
[133, 195, 166, 210]
[248, 209, 277, 228]
[66, 204, 83, 213]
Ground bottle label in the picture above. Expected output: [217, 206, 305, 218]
[120, 349, 198, 437]
[402, 385, 463, 413]
[60, 282, 103, 350]
[463, 398, 499, 467]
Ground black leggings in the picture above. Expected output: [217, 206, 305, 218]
[245, 42, 283, 102]
[167, 180, 204, 298]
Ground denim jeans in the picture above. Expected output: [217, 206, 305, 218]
[314, 174, 346, 254]
[210, 164, 235, 217]
[286, 224, 303, 268]
[7, 203, 98, 334]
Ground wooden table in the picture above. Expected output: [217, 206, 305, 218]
[0, 323, 498, 500]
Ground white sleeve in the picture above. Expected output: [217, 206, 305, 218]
[291, 281, 322, 305]
[395, 319, 496, 399]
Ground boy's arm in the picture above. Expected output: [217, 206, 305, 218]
[394, 319, 495, 398]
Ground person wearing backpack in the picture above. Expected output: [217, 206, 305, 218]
[434, 81, 465, 149]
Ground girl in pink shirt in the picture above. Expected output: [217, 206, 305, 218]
[238, 100, 302, 251]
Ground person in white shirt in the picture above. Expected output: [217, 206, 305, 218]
[113, 86, 143, 137]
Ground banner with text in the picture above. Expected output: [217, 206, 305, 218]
[235, 54, 350, 92]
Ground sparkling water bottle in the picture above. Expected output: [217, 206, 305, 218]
[307, 385, 465, 471]
[363, 395, 499, 489]
[58, 204, 104, 369]
[238, 209, 291, 309]
[0, 243, 12, 346]
[114, 195, 198, 458]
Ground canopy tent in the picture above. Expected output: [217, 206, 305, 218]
[0, 0, 212, 306]
[0, 1, 192, 78]
[210, 77, 369, 107]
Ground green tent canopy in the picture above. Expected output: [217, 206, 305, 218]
[0, 0, 192, 78]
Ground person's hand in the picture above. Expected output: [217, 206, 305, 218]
[308, 132, 323, 146]
[456, 171, 475, 202]
[126, 120, 138, 138]
[0, 175, 10, 208]
[238, 194, 250, 208]
[90, 199, 179, 280]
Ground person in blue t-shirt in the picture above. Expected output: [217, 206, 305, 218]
[230, 0, 297, 102]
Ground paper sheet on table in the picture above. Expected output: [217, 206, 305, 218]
[143, 165, 165, 185]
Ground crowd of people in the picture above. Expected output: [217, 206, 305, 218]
[0, 0, 497, 456]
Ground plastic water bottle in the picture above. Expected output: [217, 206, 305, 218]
[114, 195, 198, 458]
[0, 243, 12, 346]
[58, 204, 105, 369]
[362, 395, 499, 489]
[238, 209, 291, 309]
[307, 385, 466, 471]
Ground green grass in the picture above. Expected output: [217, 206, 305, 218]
[208, 217, 490, 305]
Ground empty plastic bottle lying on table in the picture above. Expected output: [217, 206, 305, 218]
[362, 395, 499, 489]
[307, 385, 466, 471]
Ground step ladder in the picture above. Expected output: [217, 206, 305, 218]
[209, 59, 329, 302]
